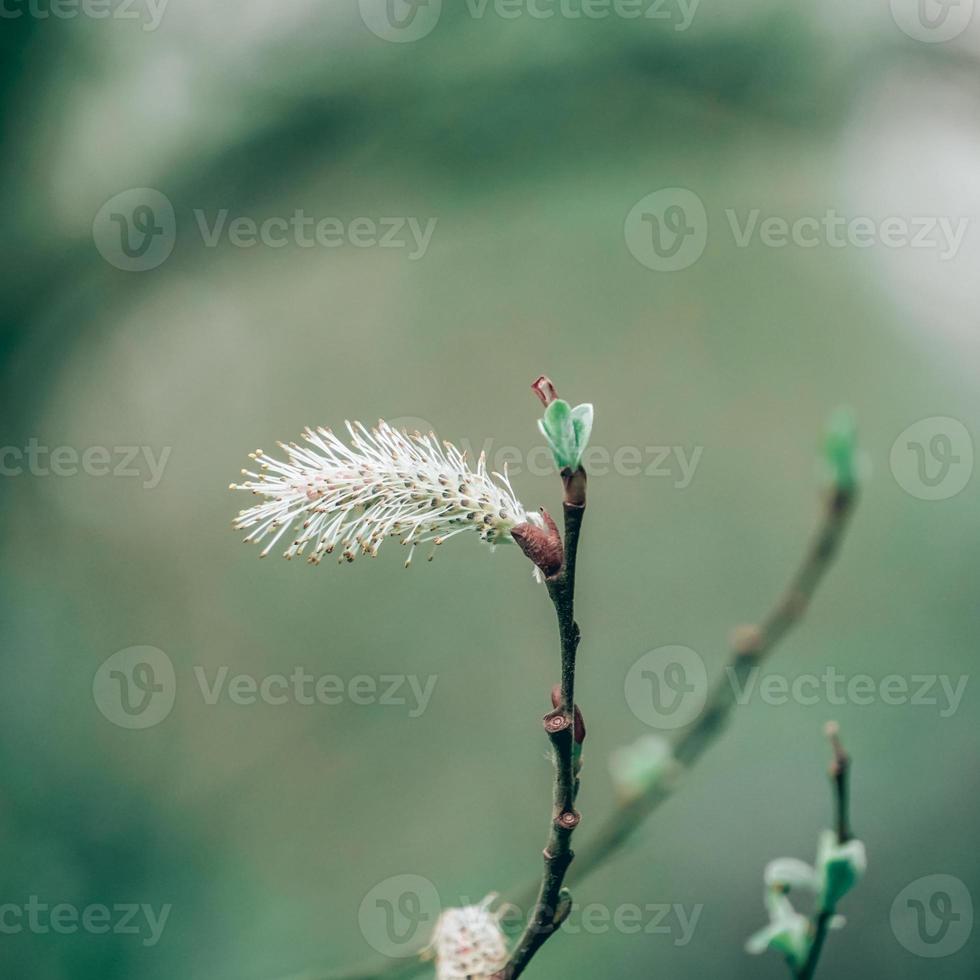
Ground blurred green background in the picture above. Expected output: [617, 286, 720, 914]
[2, 2, 979, 978]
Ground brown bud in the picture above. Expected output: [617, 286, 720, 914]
[553, 889, 574, 927]
[510, 509, 563, 577]
[730, 624, 763, 657]
[824, 720, 849, 776]
[531, 375, 559, 407]
[550, 685, 586, 744]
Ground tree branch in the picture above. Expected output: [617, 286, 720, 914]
[304, 481, 857, 980]
[493, 474, 586, 980]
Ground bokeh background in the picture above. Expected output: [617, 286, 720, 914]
[2, 1, 979, 978]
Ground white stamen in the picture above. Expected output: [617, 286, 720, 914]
[429, 896, 509, 980]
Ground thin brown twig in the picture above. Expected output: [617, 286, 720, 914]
[824, 721, 851, 844]
[492, 471, 587, 980]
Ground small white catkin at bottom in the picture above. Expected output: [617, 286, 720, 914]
[432, 896, 509, 980]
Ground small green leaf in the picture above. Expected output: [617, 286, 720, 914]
[539, 399, 577, 470]
[824, 408, 858, 492]
[815, 830, 866, 911]
[570, 403, 593, 463]
[538, 399, 594, 471]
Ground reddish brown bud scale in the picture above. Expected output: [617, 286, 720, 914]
[531, 375, 559, 407]
[510, 509, 564, 578]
